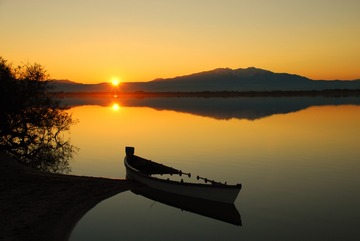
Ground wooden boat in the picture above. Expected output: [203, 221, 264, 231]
[124, 147, 241, 204]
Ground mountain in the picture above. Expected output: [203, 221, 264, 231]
[50, 68, 360, 92]
[49, 80, 113, 92]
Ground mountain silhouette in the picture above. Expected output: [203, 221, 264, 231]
[51, 67, 360, 92]
[50, 80, 112, 92]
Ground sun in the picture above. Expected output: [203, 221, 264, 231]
[111, 78, 120, 87]
[111, 103, 120, 111]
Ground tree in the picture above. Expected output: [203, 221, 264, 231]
[0, 57, 77, 173]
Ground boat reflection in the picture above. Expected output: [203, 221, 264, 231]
[131, 185, 242, 226]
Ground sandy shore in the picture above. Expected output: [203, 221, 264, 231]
[0, 152, 137, 241]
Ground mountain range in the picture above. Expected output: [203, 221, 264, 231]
[51, 67, 360, 92]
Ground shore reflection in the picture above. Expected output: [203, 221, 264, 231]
[60, 94, 360, 120]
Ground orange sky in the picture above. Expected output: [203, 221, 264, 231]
[1, 0, 360, 84]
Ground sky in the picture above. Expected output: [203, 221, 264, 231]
[1, 0, 360, 84]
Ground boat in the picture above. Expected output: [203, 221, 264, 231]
[124, 147, 241, 204]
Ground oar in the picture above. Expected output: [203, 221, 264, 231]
[179, 170, 191, 177]
[196, 175, 226, 185]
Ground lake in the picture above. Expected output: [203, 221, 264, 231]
[67, 95, 360, 241]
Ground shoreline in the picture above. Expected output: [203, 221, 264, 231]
[0, 152, 137, 241]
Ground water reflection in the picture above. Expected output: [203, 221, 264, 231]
[0, 107, 77, 173]
[61, 94, 360, 120]
[70, 103, 360, 241]
[132, 186, 241, 226]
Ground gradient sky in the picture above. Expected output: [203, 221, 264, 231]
[1, 0, 359, 84]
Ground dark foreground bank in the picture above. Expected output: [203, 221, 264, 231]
[0, 152, 136, 241]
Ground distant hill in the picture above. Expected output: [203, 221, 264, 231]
[49, 80, 113, 92]
[50, 67, 360, 92]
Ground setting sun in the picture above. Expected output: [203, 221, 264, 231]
[111, 78, 120, 87]
[111, 103, 120, 111]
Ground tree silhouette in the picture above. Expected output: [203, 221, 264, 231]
[0, 57, 77, 173]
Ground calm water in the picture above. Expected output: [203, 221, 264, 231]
[68, 96, 360, 241]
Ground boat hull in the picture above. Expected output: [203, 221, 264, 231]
[124, 156, 241, 204]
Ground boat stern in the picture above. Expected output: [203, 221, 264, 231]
[126, 146, 135, 156]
